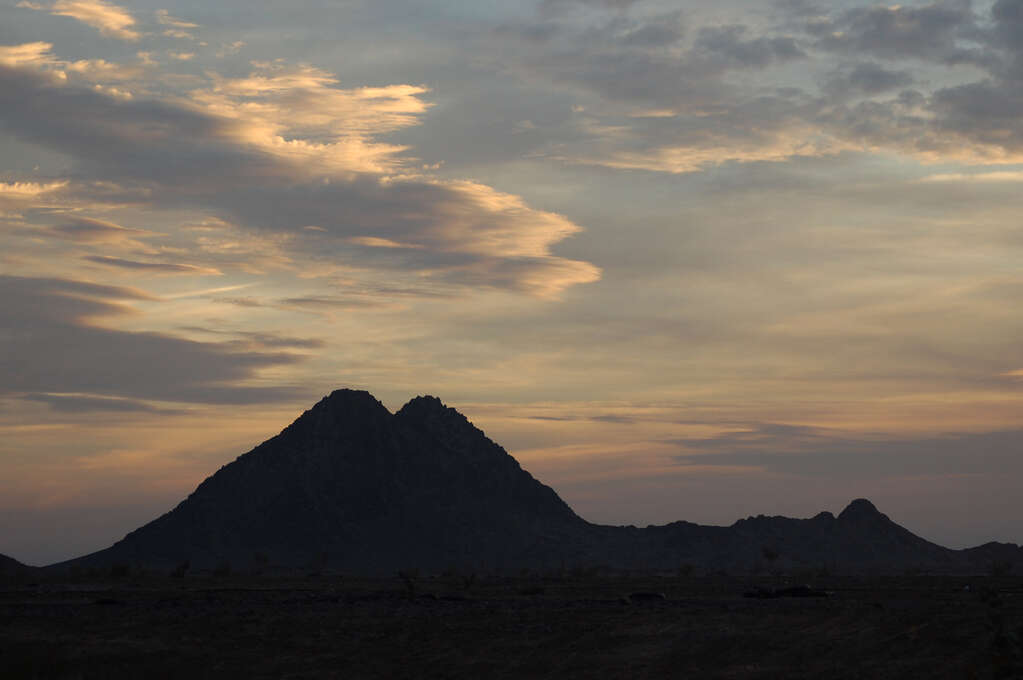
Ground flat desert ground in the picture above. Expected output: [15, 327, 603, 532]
[3, 570, 1021, 679]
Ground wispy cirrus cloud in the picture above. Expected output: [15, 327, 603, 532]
[83, 255, 222, 275]
[155, 8, 196, 39]
[49, 216, 155, 242]
[22, 392, 172, 413]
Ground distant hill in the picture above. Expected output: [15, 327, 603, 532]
[54, 390, 1023, 574]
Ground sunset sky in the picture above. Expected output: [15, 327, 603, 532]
[3, 0, 1023, 565]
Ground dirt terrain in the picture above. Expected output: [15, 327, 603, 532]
[3, 569, 1021, 679]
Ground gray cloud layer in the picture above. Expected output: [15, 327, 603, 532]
[673, 423, 1023, 479]
[485, 0, 1023, 170]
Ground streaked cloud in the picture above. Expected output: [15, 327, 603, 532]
[154, 9, 195, 28]
[672, 424, 1023, 480]
[0, 275, 309, 404]
[23, 392, 170, 413]
[49, 216, 154, 242]
[919, 170, 1023, 183]
[82, 255, 222, 275]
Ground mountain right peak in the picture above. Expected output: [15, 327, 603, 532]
[398, 394, 452, 414]
[396, 395, 472, 427]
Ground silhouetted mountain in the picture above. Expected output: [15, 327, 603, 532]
[60, 390, 586, 572]
[54, 390, 1023, 574]
[0, 553, 31, 576]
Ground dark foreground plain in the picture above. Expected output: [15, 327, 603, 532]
[3, 569, 1021, 679]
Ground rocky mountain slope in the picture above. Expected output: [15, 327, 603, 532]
[53, 390, 1022, 574]
[0, 553, 29, 574]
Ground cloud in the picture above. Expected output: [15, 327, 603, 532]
[0, 180, 68, 216]
[178, 327, 326, 350]
[0, 48, 601, 295]
[277, 295, 390, 311]
[82, 255, 222, 275]
[155, 9, 197, 29]
[50, 216, 154, 242]
[692, 24, 805, 70]
[918, 171, 1023, 183]
[22, 0, 141, 42]
[672, 423, 1023, 479]
[487, 1, 1023, 171]
[823, 62, 915, 97]
[494, 13, 832, 172]
[0, 42, 140, 87]
[539, 0, 642, 15]
[23, 393, 168, 413]
[0, 275, 310, 404]
[215, 41, 245, 58]
[0, 41, 58, 67]
[809, 1, 985, 67]
[928, 80, 1023, 158]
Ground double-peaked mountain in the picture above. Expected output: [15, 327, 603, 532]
[55, 390, 1022, 574]
[62, 390, 588, 572]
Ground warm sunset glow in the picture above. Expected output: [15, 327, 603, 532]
[3, 0, 1023, 566]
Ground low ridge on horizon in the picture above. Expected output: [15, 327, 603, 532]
[31, 389, 1022, 575]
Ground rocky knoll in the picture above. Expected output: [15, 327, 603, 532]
[52, 390, 1023, 574]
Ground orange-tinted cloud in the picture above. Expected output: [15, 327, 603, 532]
[20, 0, 141, 41]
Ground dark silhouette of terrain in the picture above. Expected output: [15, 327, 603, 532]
[0, 553, 30, 575]
[46, 390, 1023, 574]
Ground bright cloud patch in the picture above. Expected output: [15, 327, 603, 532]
[0, 41, 56, 66]
[0, 180, 68, 216]
[21, 0, 140, 41]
